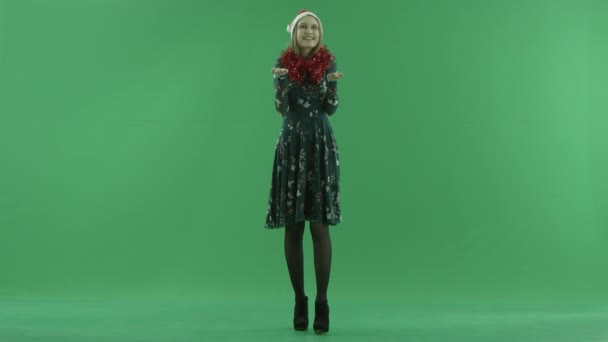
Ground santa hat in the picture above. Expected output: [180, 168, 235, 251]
[286, 9, 323, 37]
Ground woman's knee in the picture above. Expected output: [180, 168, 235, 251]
[309, 222, 329, 240]
[286, 222, 305, 238]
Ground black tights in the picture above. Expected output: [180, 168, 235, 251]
[284, 222, 332, 303]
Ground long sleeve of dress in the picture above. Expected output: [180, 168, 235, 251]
[274, 59, 290, 115]
[322, 60, 339, 115]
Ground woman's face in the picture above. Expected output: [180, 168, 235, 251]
[295, 16, 320, 50]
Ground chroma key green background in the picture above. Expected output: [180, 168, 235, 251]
[0, 2, 607, 339]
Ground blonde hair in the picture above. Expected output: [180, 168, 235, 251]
[289, 15, 324, 58]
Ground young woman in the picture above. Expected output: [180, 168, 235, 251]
[265, 9, 344, 334]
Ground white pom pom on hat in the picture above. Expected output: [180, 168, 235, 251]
[286, 9, 323, 36]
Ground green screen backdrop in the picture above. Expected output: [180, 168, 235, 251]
[1, 0, 607, 305]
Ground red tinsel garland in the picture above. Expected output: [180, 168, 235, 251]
[279, 46, 333, 84]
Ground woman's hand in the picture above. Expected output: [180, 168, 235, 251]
[327, 72, 344, 82]
[271, 68, 289, 77]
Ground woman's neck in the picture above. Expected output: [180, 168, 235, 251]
[299, 48, 312, 58]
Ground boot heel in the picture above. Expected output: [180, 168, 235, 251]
[293, 296, 308, 331]
[313, 301, 329, 334]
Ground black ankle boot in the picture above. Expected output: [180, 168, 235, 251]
[313, 300, 329, 334]
[293, 296, 308, 331]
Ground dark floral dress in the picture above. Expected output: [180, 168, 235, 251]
[264, 55, 342, 229]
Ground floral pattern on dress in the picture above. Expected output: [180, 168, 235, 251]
[265, 58, 341, 228]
